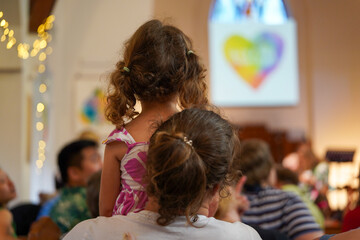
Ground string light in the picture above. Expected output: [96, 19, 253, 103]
[46, 34, 52, 43]
[37, 103, 45, 112]
[46, 15, 55, 23]
[45, 47, 52, 55]
[36, 122, 44, 131]
[6, 37, 16, 49]
[39, 83, 47, 93]
[38, 153, 45, 161]
[30, 48, 38, 57]
[37, 140, 46, 170]
[33, 39, 40, 49]
[38, 64, 45, 73]
[37, 24, 45, 34]
[38, 52, 46, 61]
[39, 39, 47, 49]
[0, 16, 14, 49]
[0, 11, 53, 170]
[36, 160, 43, 168]
[45, 22, 53, 30]
[17, 43, 30, 59]
[0, 11, 55, 60]
[39, 140, 46, 149]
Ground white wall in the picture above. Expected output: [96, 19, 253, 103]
[308, 0, 360, 169]
[0, 4, 28, 206]
[0, 73, 24, 207]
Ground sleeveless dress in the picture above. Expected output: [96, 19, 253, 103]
[103, 128, 149, 216]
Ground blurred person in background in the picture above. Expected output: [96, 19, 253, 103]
[341, 172, 360, 232]
[36, 139, 102, 234]
[275, 164, 324, 229]
[0, 167, 17, 240]
[283, 142, 330, 218]
[235, 139, 323, 240]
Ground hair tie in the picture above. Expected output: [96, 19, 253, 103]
[187, 50, 194, 56]
[123, 66, 130, 72]
[183, 136, 193, 147]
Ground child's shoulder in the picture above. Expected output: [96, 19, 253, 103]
[102, 127, 134, 145]
[124, 117, 154, 143]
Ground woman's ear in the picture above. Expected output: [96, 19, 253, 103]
[208, 184, 221, 217]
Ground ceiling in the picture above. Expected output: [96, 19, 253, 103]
[0, 0, 56, 32]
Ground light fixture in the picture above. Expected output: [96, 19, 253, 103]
[326, 150, 357, 211]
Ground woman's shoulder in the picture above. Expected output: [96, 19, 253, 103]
[63, 216, 129, 240]
[204, 217, 261, 239]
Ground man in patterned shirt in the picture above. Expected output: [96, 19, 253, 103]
[235, 139, 323, 240]
[37, 139, 102, 234]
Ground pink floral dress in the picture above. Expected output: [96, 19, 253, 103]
[103, 128, 149, 216]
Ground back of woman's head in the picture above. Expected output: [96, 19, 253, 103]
[106, 19, 208, 128]
[235, 139, 274, 186]
[146, 108, 239, 226]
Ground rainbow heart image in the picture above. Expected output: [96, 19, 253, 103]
[81, 88, 106, 124]
[224, 32, 283, 89]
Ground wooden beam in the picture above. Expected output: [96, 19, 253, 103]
[29, 0, 56, 33]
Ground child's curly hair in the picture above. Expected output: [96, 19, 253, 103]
[106, 19, 208, 128]
[145, 108, 240, 226]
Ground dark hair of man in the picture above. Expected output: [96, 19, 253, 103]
[275, 164, 300, 185]
[57, 139, 98, 185]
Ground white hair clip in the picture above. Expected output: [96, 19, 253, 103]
[183, 136, 193, 147]
[187, 50, 194, 56]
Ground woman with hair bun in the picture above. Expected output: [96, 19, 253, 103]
[65, 108, 261, 240]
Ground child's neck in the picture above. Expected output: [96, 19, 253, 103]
[140, 99, 179, 118]
[125, 98, 179, 142]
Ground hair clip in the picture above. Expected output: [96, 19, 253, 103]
[123, 66, 130, 72]
[187, 50, 194, 56]
[183, 136, 193, 147]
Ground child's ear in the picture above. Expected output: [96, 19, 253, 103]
[67, 166, 82, 184]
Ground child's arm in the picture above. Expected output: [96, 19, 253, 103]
[99, 141, 127, 216]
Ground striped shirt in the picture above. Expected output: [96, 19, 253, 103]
[242, 186, 321, 240]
